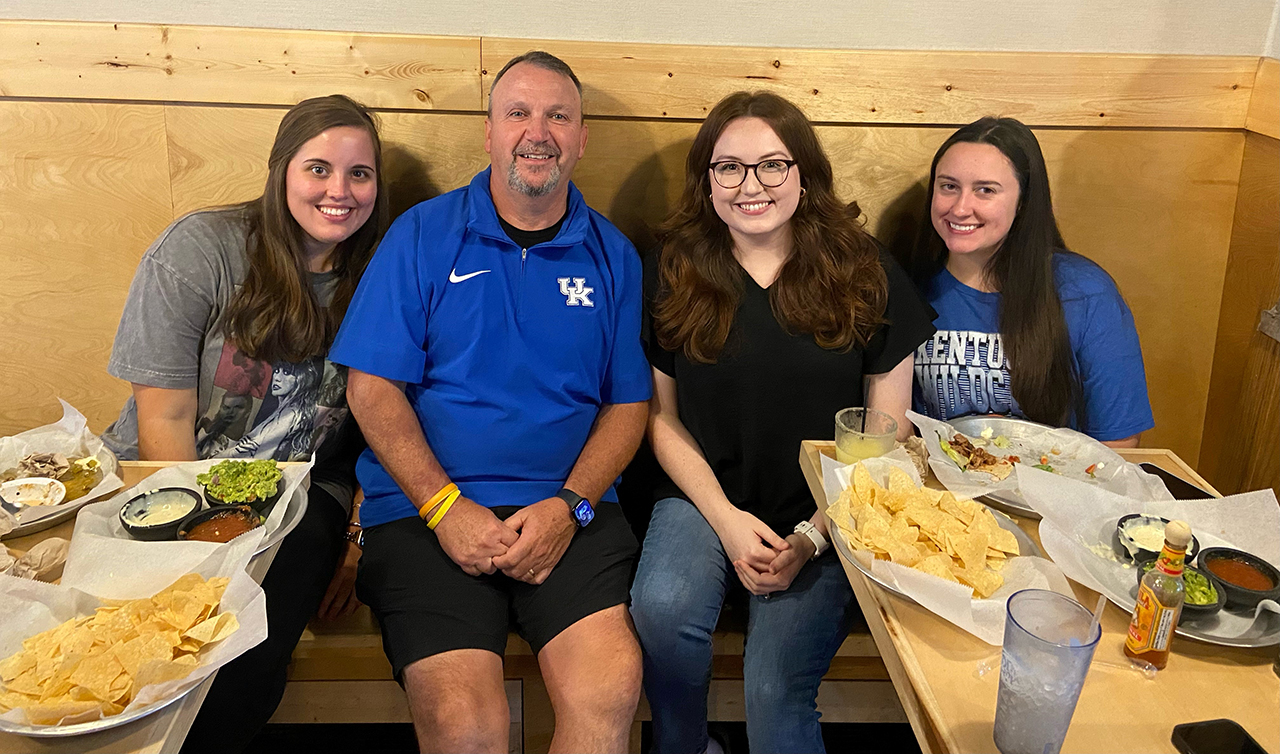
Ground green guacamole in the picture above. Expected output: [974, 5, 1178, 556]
[1142, 561, 1219, 606]
[197, 460, 282, 504]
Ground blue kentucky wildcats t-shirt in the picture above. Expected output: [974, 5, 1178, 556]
[913, 252, 1154, 442]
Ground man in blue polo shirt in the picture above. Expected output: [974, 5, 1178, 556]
[330, 51, 650, 752]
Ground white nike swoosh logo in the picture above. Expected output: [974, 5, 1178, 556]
[449, 268, 491, 283]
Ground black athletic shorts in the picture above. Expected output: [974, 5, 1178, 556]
[356, 503, 638, 681]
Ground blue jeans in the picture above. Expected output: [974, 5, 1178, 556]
[630, 497, 857, 754]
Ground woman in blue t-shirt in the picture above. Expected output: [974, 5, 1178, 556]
[898, 117, 1154, 446]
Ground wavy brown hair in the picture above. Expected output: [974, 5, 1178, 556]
[898, 117, 1081, 426]
[653, 91, 886, 362]
[223, 94, 389, 363]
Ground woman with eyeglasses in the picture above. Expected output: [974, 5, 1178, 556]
[899, 117, 1153, 446]
[629, 91, 935, 753]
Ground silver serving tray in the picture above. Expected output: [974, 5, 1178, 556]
[0, 676, 197, 738]
[3, 445, 123, 540]
[1077, 517, 1280, 649]
[947, 415, 1050, 520]
[832, 503, 1043, 606]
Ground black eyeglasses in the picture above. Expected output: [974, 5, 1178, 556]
[709, 159, 797, 189]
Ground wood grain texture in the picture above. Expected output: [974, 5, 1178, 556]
[1200, 133, 1280, 494]
[165, 106, 489, 220]
[1245, 57, 1279, 138]
[483, 38, 1258, 127]
[1, 101, 1242, 460]
[0, 101, 173, 437]
[0, 20, 481, 110]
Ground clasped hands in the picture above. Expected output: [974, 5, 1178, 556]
[716, 508, 814, 596]
[433, 496, 576, 584]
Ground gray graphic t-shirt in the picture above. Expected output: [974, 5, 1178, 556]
[102, 208, 354, 506]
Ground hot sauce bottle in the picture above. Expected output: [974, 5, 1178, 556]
[1124, 519, 1191, 669]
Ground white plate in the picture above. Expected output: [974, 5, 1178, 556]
[832, 503, 1043, 605]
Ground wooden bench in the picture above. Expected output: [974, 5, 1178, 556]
[270, 604, 904, 753]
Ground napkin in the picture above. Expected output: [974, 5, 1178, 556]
[0, 528, 267, 728]
[67, 458, 313, 562]
[907, 410, 1170, 504]
[1019, 464, 1280, 639]
[0, 400, 124, 524]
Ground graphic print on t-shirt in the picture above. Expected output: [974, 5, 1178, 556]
[195, 342, 348, 461]
[915, 329, 1017, 418]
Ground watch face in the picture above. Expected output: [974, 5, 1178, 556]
[572, 500, 594, 527]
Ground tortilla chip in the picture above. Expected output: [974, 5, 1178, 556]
[917, 554, 961, 583]
[21, 699, 103, 725]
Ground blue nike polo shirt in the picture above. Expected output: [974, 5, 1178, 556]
[330, 168, 652, 527]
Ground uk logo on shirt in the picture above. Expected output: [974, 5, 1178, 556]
[558, 277, 594, 307]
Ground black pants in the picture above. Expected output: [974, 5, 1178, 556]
[179, 482, 348, 754]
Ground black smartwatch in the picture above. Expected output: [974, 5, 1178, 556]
[556, 488, 594, 528]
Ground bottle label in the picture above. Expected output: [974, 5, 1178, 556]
[1156, 543, 1186, 577]
[1126, 581, 1179, 653]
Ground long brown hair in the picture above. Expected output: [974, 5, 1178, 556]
[899, 117, 1079, 425]
[223, 94, 389, 363]
[654, 91, 886, 362]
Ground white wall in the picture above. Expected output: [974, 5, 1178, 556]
[1, 0, 1278, 57]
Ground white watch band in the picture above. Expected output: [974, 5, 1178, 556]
[794, 520, 829, 560]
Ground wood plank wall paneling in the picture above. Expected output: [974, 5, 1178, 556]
[0, 21, 1274, 465]
[164, 107, 489, 219]
[0, 21, 481, 110]
[0, 100, 173, 431]
[1199, 132, 1280, 494]
[481, 38, 1258, 127]
[1245, 57, 1279, 139]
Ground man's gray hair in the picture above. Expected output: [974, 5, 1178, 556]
[487, 51, 583, 115]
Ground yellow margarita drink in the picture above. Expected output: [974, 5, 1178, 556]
[834, 407, 897, 464]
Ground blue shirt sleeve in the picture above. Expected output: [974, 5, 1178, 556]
[1065, 260, 1155, 441]
[599, 242, 653, 404]
[330, 210, 430, 383]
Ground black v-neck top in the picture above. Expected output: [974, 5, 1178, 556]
[643, 249, 936, 535]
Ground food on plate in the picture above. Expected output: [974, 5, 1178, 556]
[0, 454, 103, 505]
[1114, 514, 1201, 564]
[0, 573, 237, 726]
[826, 463, 1020, 598]
[1139, 560, 1218, 606]
[179, 507, 261, 544]
[0, 478, 65, 507]
[196, 460, 281, 506]
[938, 433, 1017, 481]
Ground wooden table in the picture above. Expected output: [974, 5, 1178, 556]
[799, 442, 1280, 754]
[0, 462, 288, 754]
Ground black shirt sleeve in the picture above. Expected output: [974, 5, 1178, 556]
[641, 248, 677, 377]
[863, 250, 938, 374]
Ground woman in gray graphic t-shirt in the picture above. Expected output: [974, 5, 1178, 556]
[101, 95, 390, 754]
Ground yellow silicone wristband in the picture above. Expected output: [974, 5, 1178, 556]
[419, 483, 459, 521]
[426, 489, 461, 530]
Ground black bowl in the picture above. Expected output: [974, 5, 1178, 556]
[1136, 561, 1225, 623]
[1197, 547, 1280, 612]
[177, 505, 263, 544]
[1112, 514, 1201, 565]
[119, 487, 202, 541]
[203, 480, 283, 517]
